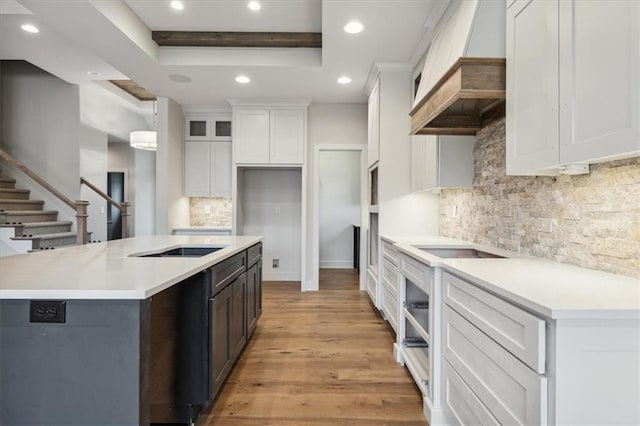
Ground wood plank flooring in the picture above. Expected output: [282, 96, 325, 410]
[201, 269, 427, 426]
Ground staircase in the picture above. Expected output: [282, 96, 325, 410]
[0, 176, 83, 255]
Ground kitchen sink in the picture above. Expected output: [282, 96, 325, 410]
[132, 246, 224, 258]
[419, 248, 505, 259]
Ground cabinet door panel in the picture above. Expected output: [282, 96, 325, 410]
[234, 109, 270, 164]
[270, 109, 304, 164]
[209, 286, 232, 400]
[211, 142, 232, 197]
[506, 0, 559, 174]
[185, 142, 211, 196]
[559, 0, 639, 164]
[368, 82, 380, 166]
[185, 116, 211, 141]
[230, 272, 247, 361]
[246, 264, 258, 338]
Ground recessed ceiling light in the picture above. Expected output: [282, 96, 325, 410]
[337, 76, 352, 85]
[247, 1, 261, 11]
[170, 1, 184, 10]
[344, 21, 364, 34]
[87, 71, 100, 77]
[235, 75, 251, 84]
[21, 23, 39, 34]
[169, 74, 192, 83]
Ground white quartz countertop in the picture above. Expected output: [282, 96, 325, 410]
[385, 235, 639, 319]
[0, 235, 262, 300]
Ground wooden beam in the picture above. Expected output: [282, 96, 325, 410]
[152, 31, 322, 48]
[109, 80, 156, 101]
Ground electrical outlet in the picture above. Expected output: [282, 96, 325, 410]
[272, 259, 279, 268]
[30, 301, 66, 323]
[205, 206, 212, 215]
[275, 207, 281, 215]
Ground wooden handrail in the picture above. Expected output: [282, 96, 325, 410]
[0, 148, 89, 244]
[80, 177, 123, 210]
[0, 149, 76, 209]
[80, 177, 131, 239]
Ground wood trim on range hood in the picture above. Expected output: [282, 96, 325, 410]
[410, 57, 506, 135]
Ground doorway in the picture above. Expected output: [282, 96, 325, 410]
[107, 171, 125, 240]
[311, 144, 367, 292]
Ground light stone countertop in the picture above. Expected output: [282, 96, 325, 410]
[0, 235, 262, 300]
[382, 234, 640, 320]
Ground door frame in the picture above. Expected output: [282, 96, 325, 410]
[310, 144, 367, 291]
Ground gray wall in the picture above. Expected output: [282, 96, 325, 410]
[1, 61, 80, 224]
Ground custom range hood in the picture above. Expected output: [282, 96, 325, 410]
[410, 0, 506, 135]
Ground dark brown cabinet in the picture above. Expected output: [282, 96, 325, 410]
[209, 284, 232, 400]
[247, 260, 262, 338]
[229, 272, 247, 360]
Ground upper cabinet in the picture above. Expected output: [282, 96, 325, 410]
[232, 103, 308, 165]
[506, 0, 639, 175]
[185, 113, 232, 141]
[411, 135, 475, 192]
[368, 80, 380, 167]
[184, 141, 232, 197]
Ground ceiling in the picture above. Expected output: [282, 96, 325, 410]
[0, 0, 449, 108]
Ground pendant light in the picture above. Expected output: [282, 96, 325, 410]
[130, 99, 157, 151]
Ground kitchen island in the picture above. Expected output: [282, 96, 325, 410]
[0, 235, 263, 426]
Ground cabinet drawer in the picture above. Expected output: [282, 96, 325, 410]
[381, 240, 399, 265]
[247, 243, 262, 267]
[442, 360, 500, 426]
[382, 285, 398, 332]
[443, 271, 545, 373]
[400, 254, 430, 295]
[211, 251, 247, 296]
[443, 305, 547, 426]
[381, 257, 398, 297]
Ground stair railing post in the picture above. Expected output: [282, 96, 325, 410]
[75, 200, 89, 245]
[120, 202, 131, 239]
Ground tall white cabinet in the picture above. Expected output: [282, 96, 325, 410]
[184, 110, 233, 197]
[507, 0, 639, 175]
[231, 100, 309, 286]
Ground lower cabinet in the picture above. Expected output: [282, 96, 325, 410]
[230, 272, 247, 360]
[246, 260, 262, 338]
[209, 284, 233, 400]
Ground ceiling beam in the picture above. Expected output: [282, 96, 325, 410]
[151, 31, 322, 48]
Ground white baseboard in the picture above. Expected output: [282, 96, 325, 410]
[262, 272, 300, 281]
[319, 260, 354, 269]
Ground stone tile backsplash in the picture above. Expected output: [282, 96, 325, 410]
[439, 118, 640, 278]
[189, 197, 232, 227]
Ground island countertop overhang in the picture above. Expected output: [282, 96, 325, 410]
[0, 235, 263, 300]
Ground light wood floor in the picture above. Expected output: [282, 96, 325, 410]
[201, 269, 427, 426]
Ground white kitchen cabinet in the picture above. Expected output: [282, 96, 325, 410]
[381, 240, 399, 332]
[411, 135, 475, 192]
[507, 0, 639, 175]
[184, 141, 232, 197]
[234, 107, 305, 165]
[234, 109, 270, 164]
[270, 109, 304, 164]
[367, 79, 379, 167]
[185, 113, 232, 141]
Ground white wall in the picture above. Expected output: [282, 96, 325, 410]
[135, 148, 156, 236]
[156, 97, 188, 234]
[239, 168, 302, 281]
[377, 70, 440, 237]
[108, 142, 137, 236]
[1, 61, 80, 224]
[319, 151, 361, 268]
[79, 124, 108, 241]
[305, 103, 368, 283]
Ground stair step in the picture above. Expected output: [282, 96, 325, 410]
[13, 232, 78, 249]
[0, 178, 16, 189]
[0, 188, 30, 200]
[0, 210, 59, 223]
[0, 199, 44, 211]
[4, 221, 74, 237]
